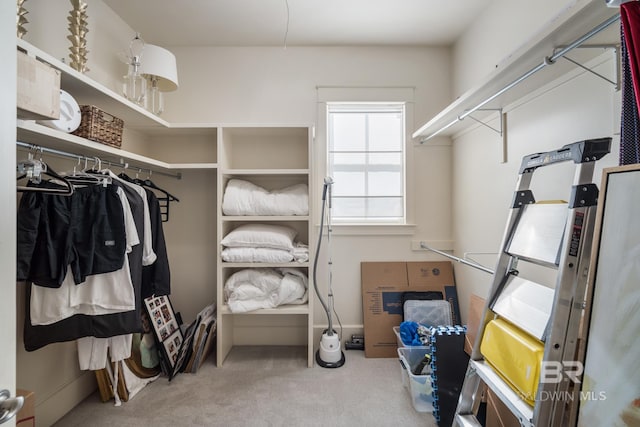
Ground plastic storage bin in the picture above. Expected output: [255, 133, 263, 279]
[403, 299, 452, 326]
[393, 325, 430, 349]
[397, 347, 434, 413]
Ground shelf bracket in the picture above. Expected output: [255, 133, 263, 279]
[553, 44, 621, 90]
[465, 108, 503, 136]
[465, 109, 509, 163]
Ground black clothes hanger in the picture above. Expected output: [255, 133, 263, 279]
[135, 177, 179, 203]
[117, 168, 178, 221]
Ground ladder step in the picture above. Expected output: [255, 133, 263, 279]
[507, 202, 568, 267]
[470, 359, 534, 427]
[455, 413, 483, 427]
[492, 276, 554, 340]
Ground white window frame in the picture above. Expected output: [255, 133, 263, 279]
[326, 102, 407, 225]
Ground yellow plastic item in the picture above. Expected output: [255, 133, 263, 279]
[480, 318, 544, 405]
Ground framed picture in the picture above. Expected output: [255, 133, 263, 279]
[144, 295, 184, 379]
[577, 164, 640, 426]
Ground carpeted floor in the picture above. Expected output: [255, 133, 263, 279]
[53, 346, 438, 427]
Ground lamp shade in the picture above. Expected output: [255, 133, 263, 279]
[140, 44, 179, 92]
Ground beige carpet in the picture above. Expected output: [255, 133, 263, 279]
[53, 346, 438, 427]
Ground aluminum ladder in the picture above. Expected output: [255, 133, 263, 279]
[452, 138, 611, 427]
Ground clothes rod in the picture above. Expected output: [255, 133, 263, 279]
[420, 13, 621, 142]
[16, 141, 182, 180]
[419, 242, 494, 275]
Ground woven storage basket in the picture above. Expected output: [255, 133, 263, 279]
[73, 105, 123, 148]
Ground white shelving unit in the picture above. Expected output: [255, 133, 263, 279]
[16, 38, 218, 171]
[17, 38, 316, 370]
[216, 126, 314, 367]
[413, 1, 620, 142]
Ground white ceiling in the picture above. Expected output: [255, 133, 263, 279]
[102, 0, 493, 47]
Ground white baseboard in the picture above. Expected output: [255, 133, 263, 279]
[37, 372, 96, 427]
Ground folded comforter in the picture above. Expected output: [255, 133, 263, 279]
[222, 179, 309, 216]
[224, 268, 308, 313]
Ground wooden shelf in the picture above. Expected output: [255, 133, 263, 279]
[220, 304, 310, 315]
[17, 39, 218, 172]
[17, 38, 170, 130]
[17, 120, 217, 171]
[221, 215, 310, 222]
[221, 262, 310, 268]
[413, 1, 619, 141]
[221, 169, 310, 176]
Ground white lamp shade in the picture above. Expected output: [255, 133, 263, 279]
[140, 44, 179, 92]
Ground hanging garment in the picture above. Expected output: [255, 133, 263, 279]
[17, 184, 127, 287]
[621, 3, 640, 113]
[77, 335, 133, 371]
[620, 15, 640, 165]
[105, 170, 157, 266]
[22, 182, 147, 350]
[141, 189, 171, 298]
[29, 185, 139, 325]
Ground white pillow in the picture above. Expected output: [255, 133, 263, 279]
[221, 223, 298, 250]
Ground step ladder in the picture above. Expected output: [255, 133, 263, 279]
[452, 138, 611, 427]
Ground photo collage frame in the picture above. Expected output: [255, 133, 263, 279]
[144, 295, 184, 379]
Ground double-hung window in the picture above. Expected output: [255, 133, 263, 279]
[327, 103, 406, 224]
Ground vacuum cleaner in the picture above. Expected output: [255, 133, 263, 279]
[313, 177, 345, 368]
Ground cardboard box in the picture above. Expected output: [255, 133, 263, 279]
[361, 261, 460, 358]
[17, 50, 61, 120]
[464, 294, 486, 355]
[486, 388, 521, 427]
[16, 389, 35, 427]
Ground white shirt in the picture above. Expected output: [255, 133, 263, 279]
[30, 186, 140, 325]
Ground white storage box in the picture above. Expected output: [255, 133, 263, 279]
[397, 347, 434, 413]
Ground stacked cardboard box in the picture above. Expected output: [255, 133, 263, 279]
[361, 261, 460, 358]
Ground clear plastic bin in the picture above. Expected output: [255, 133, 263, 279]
[393, 325, 430, 349]
[397, 347, 434, 413]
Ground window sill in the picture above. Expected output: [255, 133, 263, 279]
[317, 223, 417, 236]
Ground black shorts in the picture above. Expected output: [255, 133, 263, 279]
[17, 184, 127, 288]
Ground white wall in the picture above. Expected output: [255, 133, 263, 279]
[450, 0, 621, 321]
[452, 0, 580, 97]
[21, 1, 455, 424]
[19, 0, 622, 423]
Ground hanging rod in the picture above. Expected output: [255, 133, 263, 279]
[419, 242, 495, 275]
[16, 141, 182, 180]
[419, 13, 621, 143]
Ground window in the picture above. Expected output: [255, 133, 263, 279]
[327, 103, 406, 224]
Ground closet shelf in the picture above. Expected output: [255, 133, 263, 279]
[17, 38, 169, 130]
[17, 120, 217, 171]
[221, 262, 310, 268]
[412, 1, 619, 141]
[221, 169, 310, 176]
[221, 215, 310, 221]
[220, 304, 310, 315]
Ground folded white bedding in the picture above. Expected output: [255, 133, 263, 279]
[221, 247, 294, 263]
[222, 179, 309, 216]
[224, 268, 308, 313]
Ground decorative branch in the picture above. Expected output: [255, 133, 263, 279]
[67, 0, 89, 73]
[17, 0, 28, 39]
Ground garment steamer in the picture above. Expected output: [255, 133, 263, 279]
[313, 177, 345, 368]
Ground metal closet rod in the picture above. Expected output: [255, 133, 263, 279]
[419, 242, 495, 275]
[421, 13, 621, 142]
[16, 141, 181, 180]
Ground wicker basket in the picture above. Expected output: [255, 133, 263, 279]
[73, 105, 124, 148]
